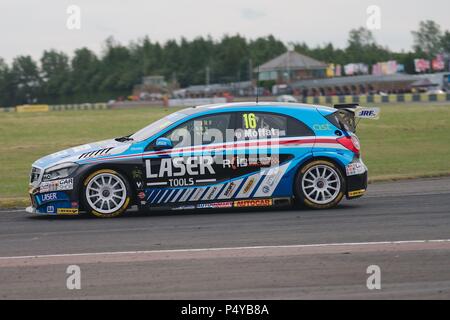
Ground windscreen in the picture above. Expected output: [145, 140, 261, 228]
[129, 112, 187, 142]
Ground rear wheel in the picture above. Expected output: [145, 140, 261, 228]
[295, 159, 345, 209]
[82, 169, 131, 218]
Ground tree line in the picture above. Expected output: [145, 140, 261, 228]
[0, 20, 449, 107]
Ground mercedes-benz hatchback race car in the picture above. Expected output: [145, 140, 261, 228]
[27, 102, 378, 218]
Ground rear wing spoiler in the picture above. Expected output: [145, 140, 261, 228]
[333, 104, 380, 120]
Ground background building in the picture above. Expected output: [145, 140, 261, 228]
[256, 50, 328, 83]
[291, 72, 450, 96]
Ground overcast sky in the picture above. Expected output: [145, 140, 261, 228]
[1, 0, 449, 63]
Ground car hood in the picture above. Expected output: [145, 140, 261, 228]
[32, 139, 132, 169]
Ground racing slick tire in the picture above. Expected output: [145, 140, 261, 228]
[294, 159, 345, 209]
[82, 169, 131, 218]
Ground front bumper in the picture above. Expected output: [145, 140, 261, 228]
[28, 183, 80, 216]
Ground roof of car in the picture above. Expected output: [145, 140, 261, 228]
[179, 102, 335, 115]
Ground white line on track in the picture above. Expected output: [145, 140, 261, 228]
[0, 209, 28, 213]
[1, 239, 450, 261]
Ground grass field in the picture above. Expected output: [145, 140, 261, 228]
[1, 104, 449, 207]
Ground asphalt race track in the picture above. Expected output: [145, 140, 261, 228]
[0, 177, 449, 299]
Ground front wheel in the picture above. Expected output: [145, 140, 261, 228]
[82, 169, 131, 218]
[295, 160, 345, 209]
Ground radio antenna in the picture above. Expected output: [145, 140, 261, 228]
[256, 66, 259, 104]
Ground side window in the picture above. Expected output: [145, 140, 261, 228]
[163, 113, 233, 148]
[238, 112, 287, 139]
[286, 117, 315, 136]
[237, 112, 313, 139]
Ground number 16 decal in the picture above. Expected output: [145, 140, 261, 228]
[243, 113, 257, 129]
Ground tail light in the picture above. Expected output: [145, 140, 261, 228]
[337, 135, 360, 154]
[350, 134, 360, 150]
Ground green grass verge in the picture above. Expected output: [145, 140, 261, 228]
[357, 104, 450, 180]
[0, 103, 449, 208]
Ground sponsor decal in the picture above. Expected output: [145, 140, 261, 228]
[47, 205, 55, 213]
[254, 163, 290, 197]
[145, 156, 215, 178]
[313, 124, 332, 131]
[348, 189, 366, 197]
[223, 156, 279, 169]
[234, 199, 273, 208]
[224, 182, 236, 197]
[133, 168, 145, 190]
[242, 178, 255, 194]
[138, 192, 146, 200]
[36, 191, 70, 205]
[261, 176, 278, 193]
[39, 178, 74, 192]
[57, 208, 79, 215]
[205, 187, 218, 200]
[169, 177, 194, 187]
[346, 162, 366, 176]
[132, 168, 143, 179]
[356, 108, 380, 119]
[266, 175, 277, 187]
[236, 173, 263, 199]
[241, 128, 281, 138]
[41, 192, 58, 202]
[197, 202, 233, 209]
[218, 179, 244, 200]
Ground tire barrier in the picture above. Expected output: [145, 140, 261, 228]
[0, 103, 109, 113]
[15, 104, 50, 113]
[302, 93, 450, 105]
[2, 94, 450, 113]
[0, 107, 17, 112]
[49, 103, 108, 111]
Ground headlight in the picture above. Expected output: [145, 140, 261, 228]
[42, 163, 78, 181]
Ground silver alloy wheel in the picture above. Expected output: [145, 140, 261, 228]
[86, 173, 127, 214]
[301, 165, 341, 205]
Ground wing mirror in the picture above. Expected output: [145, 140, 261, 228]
[154, 137, 173, 150]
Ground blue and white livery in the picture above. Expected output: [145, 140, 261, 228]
[27, 102, 372, 218]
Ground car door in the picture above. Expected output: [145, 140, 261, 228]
[142, 112, 235, 208]
[231, 111, 315, 200]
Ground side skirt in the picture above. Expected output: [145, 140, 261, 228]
[146, 197, 293, 212]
